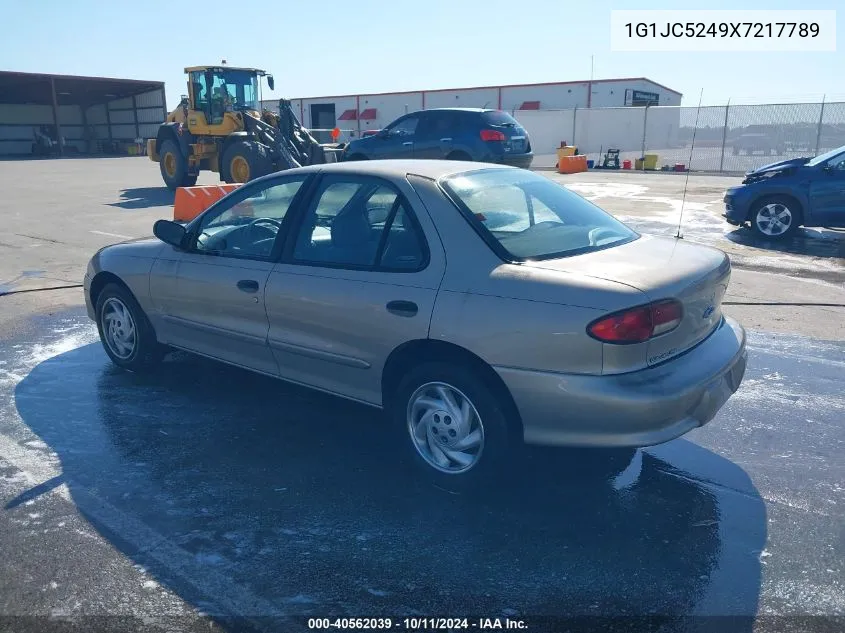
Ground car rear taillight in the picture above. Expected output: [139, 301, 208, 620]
[587, 300, 683, 344]
[480, 129, 506, 141]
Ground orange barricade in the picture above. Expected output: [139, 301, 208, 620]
[557, 154, 588, 175]
[173, 184, 242, 222]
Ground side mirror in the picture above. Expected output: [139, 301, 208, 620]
[267, 75, 275, 91]
[153, 219, 187, 248]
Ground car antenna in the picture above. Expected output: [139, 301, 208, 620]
[676, 88, 704, 240]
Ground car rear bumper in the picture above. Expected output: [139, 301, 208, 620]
[494, 316, 747, 448]
[488, 153, 534, 169]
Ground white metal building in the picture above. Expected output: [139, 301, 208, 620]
[261, 77, 681, 142]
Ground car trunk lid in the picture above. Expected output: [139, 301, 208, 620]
[524, 235, 731, 371]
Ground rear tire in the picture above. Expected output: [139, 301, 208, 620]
[159, 139, 195, 190]
[222, 141, 273, 184]
[95, 283, 165, 372]
[391, 362, 518, 492]
[751, 195, 801, 240]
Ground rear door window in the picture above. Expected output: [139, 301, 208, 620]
[292, 177, 427, 271]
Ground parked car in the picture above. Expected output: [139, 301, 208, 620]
[342, 108, 533, 169]
[85, 160, 746, 488]
[724, 144, 845, 239]
[731, 133, 785, 156]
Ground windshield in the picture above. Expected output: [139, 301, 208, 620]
[212, 70, 259, 111]
[806, 145, 845, 167]
[441, 169, 637, 261]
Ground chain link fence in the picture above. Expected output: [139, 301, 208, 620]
[513, 101, 845, 172]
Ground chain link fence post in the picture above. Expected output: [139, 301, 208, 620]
[571, 107, 577, 151]
[815, 95, 826, 155]
[640, 106, 649, 170]
[719, 102, 730, 173]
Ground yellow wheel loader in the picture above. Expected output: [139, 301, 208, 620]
[147, 65, 340, 190]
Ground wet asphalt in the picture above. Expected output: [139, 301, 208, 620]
[0, 308, 842, 633]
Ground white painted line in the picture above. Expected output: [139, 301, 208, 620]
[185, 188, 197, 198]
[202, 187, 213, 197]
[90, 230, 132, 240]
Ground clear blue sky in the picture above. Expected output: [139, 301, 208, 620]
[2, 0, 843, 109]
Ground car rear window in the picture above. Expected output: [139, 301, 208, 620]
[440, 169, 638, 261]
[481, 111, 520, 127]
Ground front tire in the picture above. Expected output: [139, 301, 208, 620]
[95, 283, 165, 372]
[751, 196, 801, 240]
[222, 141, 273, 184]
[391, 362, 517, 491]
[159, 139, 196, 190]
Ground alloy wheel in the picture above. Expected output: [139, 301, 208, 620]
[755, 203, 793, 237]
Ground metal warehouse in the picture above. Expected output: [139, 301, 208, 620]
[262, 77, 682, 141]
[0, 71, 166, 157]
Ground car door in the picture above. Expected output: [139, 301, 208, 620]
[149, 174, 312, 375]
[264, 173, 446, 405]
[413, 111, 459, 159]
[808, 152, 845, 227]
[369, 114, 420, 159]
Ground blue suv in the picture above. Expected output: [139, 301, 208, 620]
[724, 145, 845, 239]
[341, 108, 533, 169]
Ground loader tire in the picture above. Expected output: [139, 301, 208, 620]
[222, 141, 273, 184]
[159, 139, 195, 191]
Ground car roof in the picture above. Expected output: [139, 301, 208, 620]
[269, 159, 516, 181]
[423, 107, 494, 113]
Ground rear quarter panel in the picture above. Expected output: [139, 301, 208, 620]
[408, 174, 645, 376]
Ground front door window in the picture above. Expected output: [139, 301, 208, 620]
[191, 177, 307, 260]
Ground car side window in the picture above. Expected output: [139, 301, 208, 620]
[827, 155, 845, 171]
[192, 177, 306, 260]
[417, 112, 455, 140]
[387, 116, 419, 137]
[379, 205, 426, 270]
[292, 178, 426, 270]
[436, 112, 460, 136]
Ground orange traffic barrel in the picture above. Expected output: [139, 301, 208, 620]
[173, 184, 241, 222]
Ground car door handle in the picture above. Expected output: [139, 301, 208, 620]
[237, 279, 260, 293]
[402, 141, 413, 146]
[386, 300, 418, 317]
[440, 137, 452, 143]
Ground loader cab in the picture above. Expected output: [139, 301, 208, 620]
[185, 66, 270, 134]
